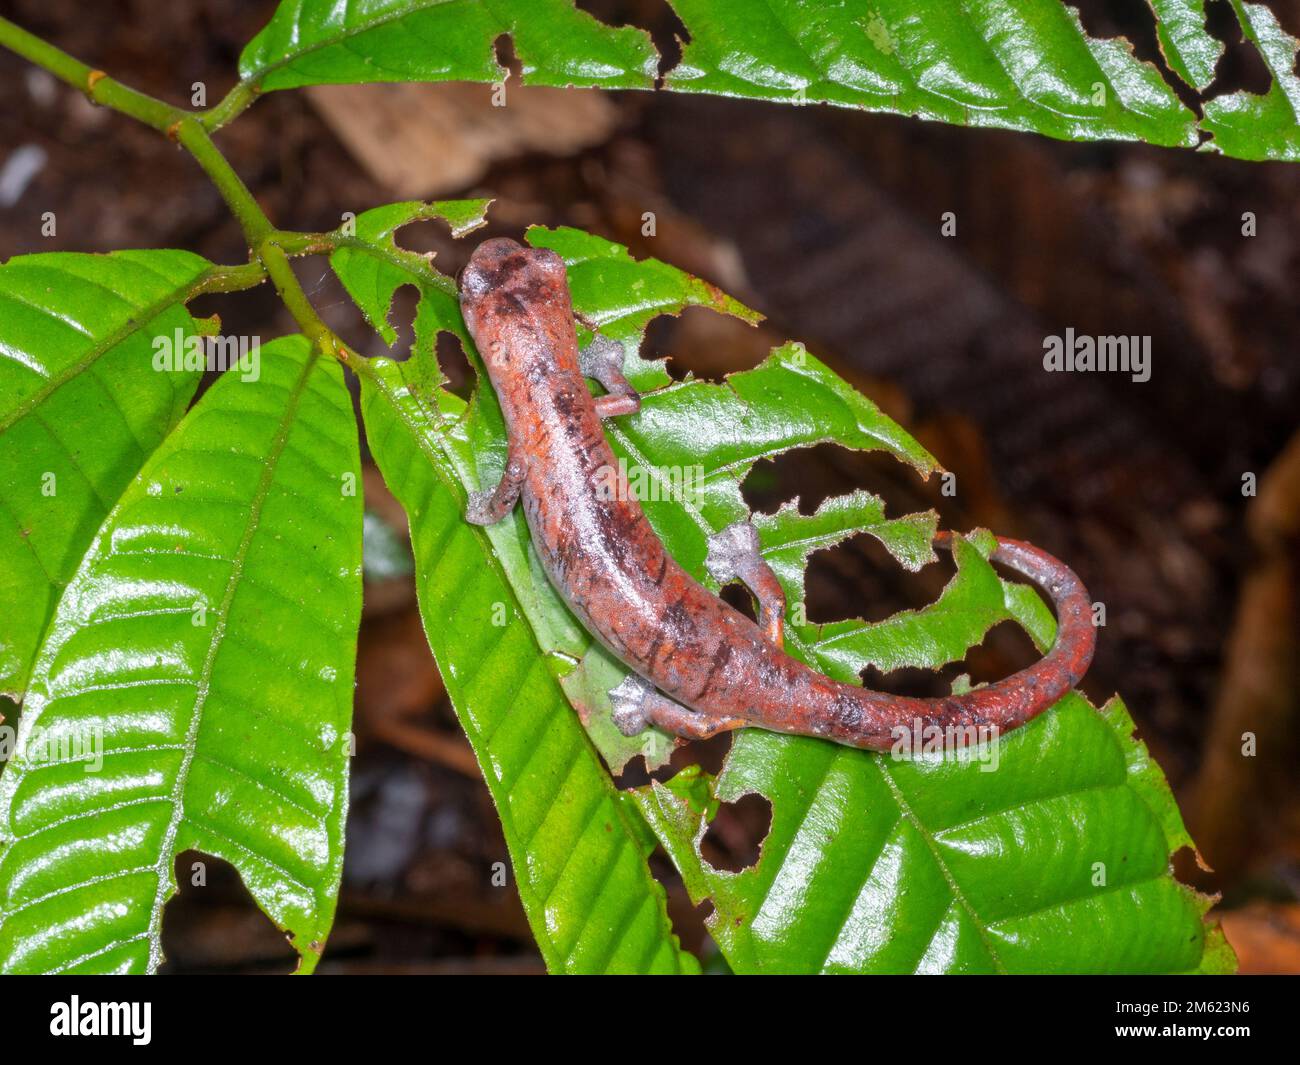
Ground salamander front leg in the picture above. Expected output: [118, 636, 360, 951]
[707, 521, 786, 648]
[465, 451, 526, 525]
[609, 673, 746, 741]
[580, 335, 641, 418]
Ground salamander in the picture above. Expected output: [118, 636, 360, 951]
[459, 237, 1095, 750]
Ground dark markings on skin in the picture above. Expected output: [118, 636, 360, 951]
[644, 629, 665, 670]
[458, 238, 1097, 751]
[551, 388, 575, 420]
[653, 554, 669, 587]
[696, 639, 733, 702]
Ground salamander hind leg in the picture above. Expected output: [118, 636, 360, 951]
[707, 521, 786, 648]
[608, 673, 745, 741]
[580, 335, 641, 418]
[465, 451, 526, 525]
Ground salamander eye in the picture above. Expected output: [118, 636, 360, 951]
[461, 265, 491, 299]
[530, 248, 567, 277]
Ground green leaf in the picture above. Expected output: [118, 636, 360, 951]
[636, 693, 1211, 973]
[1202, 1, 1300, 161]
[236, 0, 1298, 161]
[1145, 0, 1223, 90]
[329, 198, 490, 346]
[0, 336, 362, 974]
[0, 250, 214, 699]
[665, 0, 1197, 148]
[342, 212, 1221, 971]
[544, 233, 1219, 972]
[239, 0, 657, 92]
[357, 355, 698, 974]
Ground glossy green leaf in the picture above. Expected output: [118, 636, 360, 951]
[0, 336, 362, 973]
[239, 0, 657, 92]
[666, 0, 1197, 148]
[1145, 0, 1222, 90]
[356, 355, 698, 974]
[236, 0, 1300, 160]
[329, 198, 490, 346]
[637, 694, 1210, 973]
[534, 232, 1220, 973]
[0, 250, 215, 699]
[345, 213, 1222, 972]
[1202, 1, 1300, 161]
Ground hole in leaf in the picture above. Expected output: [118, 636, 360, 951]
[574, 0, 685, 83]
[642, 306, 772, 382]
[436, 331, 475, 399]
[741, 443, 933, 527]
[612, 753, 650, 790]
[719, 581, 758, 623]
[797, 530, 956, 629]
[701, 792, 772, 873]
[859, 662, 962, 701]
[1201, 0, 1277, 98]
[492, 33, 523, 82]
[803, 530, 951, 625]
[666, 729, 732, 779]
[856, 618, 1043, 699]
[373, 283, 421, 361]
[160, 851, 296, 974]
[961, 617, 1043, 683]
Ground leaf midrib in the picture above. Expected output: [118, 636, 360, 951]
[144, 348, 319, 970]
[366, 363, 693, 972]
[242, 0, 475, 86]
[0, 275, 199, 436]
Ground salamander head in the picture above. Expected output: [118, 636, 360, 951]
[460, 238, 572, 374]
[460, 237, 567, 304]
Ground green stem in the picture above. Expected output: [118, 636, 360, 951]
[201, 80, 262, 132]
[0, 15, 183, 131]
[171, 118, 273, 248]
[191, 260, 268, 297]
[0, 16, 355, 367]
[258, 241, 347, 365]
[269, 230, 338, 257]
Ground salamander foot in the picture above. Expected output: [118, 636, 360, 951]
[609, 673, 653, 736]
[706, 521, 787, 648]
[464, 452, 526, 525]
[580, 335, 641, 418]
[464, 489, 496, 526]
[608, 672, 747, 741]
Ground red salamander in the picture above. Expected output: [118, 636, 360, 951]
[459, 238, 1095, 750]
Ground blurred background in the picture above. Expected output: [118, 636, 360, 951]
[0, 0, 1297, 973]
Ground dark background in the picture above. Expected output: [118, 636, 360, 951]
[0, 0, 1297, 973]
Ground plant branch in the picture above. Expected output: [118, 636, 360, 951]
[191, 260, 268, 297]
[0, 16, 357, 367]
[171, 118, 273, 248]
[0, 15, 183, 131]
[258, 240, 348, 366]
[201, 80, 262, 132]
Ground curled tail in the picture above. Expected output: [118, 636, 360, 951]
[829, 533, 1096, 750]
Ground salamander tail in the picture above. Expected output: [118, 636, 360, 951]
[838, 532, 1096, 750]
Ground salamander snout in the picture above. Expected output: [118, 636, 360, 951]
[461, 238, 567, 302]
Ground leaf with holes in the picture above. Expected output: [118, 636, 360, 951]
[1145, 0, 1223, 91]
[665, 0, 1197, 148]
[356, 355, 698, 974]
[1201, 1, 1300, 160]
[346, 215, 1222, 972]
[239, 0, 658, 93]
[329, 198, 490, 347]
[0, 250, 216, 699]
[232, 0, 1298, 159]
[0, 336, 362, 973]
